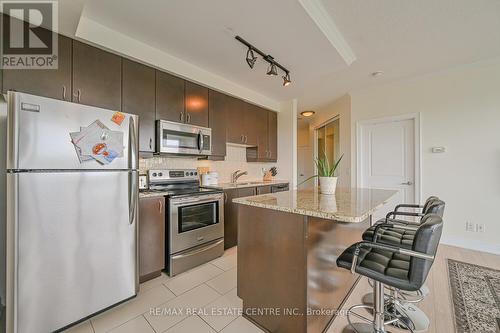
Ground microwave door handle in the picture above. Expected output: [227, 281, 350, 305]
[198, 131, 204, 152]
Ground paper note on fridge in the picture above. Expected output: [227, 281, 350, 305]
[71, 120, 124, 165]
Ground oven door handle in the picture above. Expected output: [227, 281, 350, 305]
[171, 195, 223, 206]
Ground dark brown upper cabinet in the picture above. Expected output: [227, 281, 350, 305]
[122, 59, 156, 153]
[267, 111, 278, 162]
[208, 90, 227, 158]
[2, 32, 72, 101]
[185, 81, 208, 127]
[256, 107, 269, 160]
[226, 97, 245, 144]
[156, 71, 185, 123]
[72, 41, 122, 110]
[243, 103, 259, 146]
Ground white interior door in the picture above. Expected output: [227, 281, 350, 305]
[358, 118, 416, 222]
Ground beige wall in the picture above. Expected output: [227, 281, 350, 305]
[350, 60, 500, 254]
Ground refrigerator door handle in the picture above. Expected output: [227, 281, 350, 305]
[129, 171, 138, 225]
[128, 116, 138, 170]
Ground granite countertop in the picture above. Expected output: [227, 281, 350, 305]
[202, 179, 289, 190]
[233, 187, 398, 223]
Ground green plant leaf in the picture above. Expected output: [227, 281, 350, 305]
[298, 174, 318, 186]
[308, 152, 344, 180]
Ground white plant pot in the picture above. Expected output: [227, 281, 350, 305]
[319, 177, 338, 195]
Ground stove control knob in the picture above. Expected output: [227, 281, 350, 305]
[158, 172, 163, 177]
[185, 171, 189, 176]
[152, 173, 157, 177]
[194, 172, 198, 176]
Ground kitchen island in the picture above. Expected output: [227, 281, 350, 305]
[233, 187, 397, 333]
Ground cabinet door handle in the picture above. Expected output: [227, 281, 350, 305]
[186, 113, 191, 123]
[224, 192, 227, 203]
[158, 200, 163, 213]
[241, 135, 244, 143]
[180, 112, 184, 122]
[62, 86, 66, 100]
[244, 136, 248, 144]
[149, 138, 153, 149]
[74, 89, 81, 103]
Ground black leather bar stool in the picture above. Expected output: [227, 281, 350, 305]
[361, 200, 445, 331]
[363, 199, 445, 249]
[336, 214, 443, 333]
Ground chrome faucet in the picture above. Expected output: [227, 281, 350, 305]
[231, 170, 248, 183]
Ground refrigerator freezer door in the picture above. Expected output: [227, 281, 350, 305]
[7, 91, 138, 170]
[9, 171, 137, 333]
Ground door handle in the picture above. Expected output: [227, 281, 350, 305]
[74, 89, 81, 103]
[62, 86, 66, 100]
[129, 171, 138, 225]
[401, 181, 413, 186]
[198, 131, 204, 152]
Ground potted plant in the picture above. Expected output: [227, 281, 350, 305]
[300, 153, 343, 195]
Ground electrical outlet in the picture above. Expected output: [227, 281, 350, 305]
[465, 221, 475, 232]
[476, 223, 485, 233]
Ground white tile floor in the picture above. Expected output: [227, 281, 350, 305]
[63, 247, 264, 333]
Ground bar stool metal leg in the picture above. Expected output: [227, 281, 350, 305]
[361, 288, 429, 332]
[343, 281, 391, 333]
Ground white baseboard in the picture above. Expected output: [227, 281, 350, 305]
[440, 234, 500, 255]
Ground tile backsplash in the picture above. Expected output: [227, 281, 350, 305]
[139, 145, 279, 183]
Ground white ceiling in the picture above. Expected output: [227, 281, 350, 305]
[34, 0, 500, 111]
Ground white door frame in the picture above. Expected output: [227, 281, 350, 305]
[356, 113, 422, 203]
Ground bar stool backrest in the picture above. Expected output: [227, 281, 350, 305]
[408, 214, 443, 290]
[423, 199, 446, 218]
[421, 196, 440, 213]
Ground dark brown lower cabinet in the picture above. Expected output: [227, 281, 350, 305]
[139, 197, 165, 283]
[223, 187, 256, 249]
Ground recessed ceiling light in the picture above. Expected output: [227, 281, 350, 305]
[300, 111, 315, 117]
[371, 71, 384, 77]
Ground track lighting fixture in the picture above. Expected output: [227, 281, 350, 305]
[235, 35, 291, 87]
[267, 63, 278, 76]
[246, 48, 257, 68]
[282, 72, 291, 86]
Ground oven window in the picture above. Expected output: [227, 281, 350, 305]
[162, 129, 198, 150]
[178, 201, 219, 233]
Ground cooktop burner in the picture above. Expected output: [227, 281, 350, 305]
[143, 169, 222, 198]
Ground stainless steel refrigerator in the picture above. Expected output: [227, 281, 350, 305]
[3, 91, 139, 333]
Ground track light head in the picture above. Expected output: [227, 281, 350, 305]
[282, 72, 291, 86]
[267, 63, 278, 76]
[246, 48, 257, 69]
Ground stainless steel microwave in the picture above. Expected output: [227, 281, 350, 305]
[157, 120, 212, 156]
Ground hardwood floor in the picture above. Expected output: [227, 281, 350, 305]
[327, 244, 500, 333]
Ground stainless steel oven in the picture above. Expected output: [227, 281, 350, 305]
[157, 120, 212, 156]
[168, 193, 224, 276]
